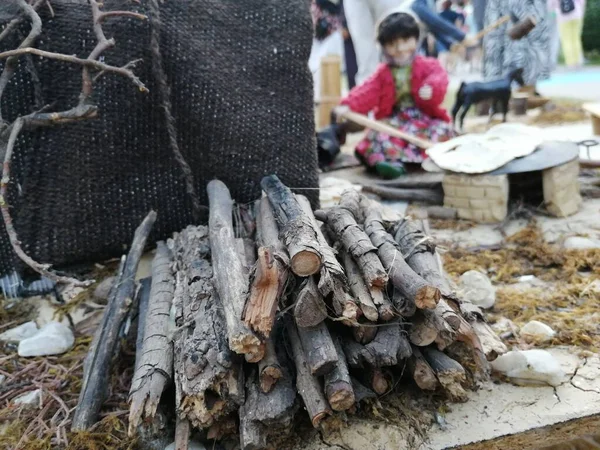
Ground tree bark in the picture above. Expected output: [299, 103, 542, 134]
[363, 200, 440, 310]
[369, 286, 396, 322]
[390, 288, 417, 318]
[409, 310, 442, 347]
[208, 180, 263, 362]
[294, 277, 328, 328]
[470, 320, 507, 361]
[422, 347, 468, 402]
[72, 211, 156, 431]
[325, 190, 388, 288]
[297, 321, 339, 376]
[407, 346, 438, 391]
[261, 175, 322, 276]
[244, 198, 289, 338]
[353, 322, 378, 345]
[288, 323, 332, 428]
[343, 322, 402, 368]
[297, 195, 358, 323]
[129, 241, 175, 435]
[324, 337, 355, 411]
[361, 185, 444, 204]
[171, 226, 244, 429]
[258, 338, 283, 393]
[341, 250, 378, 322]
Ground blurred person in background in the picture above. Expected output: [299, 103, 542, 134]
[334, 12, 455, 179]
[550, 0, 586, 68]
[483, 0, 550, 90]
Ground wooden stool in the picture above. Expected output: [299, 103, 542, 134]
[583, 103, 600, 136]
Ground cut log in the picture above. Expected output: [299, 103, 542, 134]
[294, 277, 328, 328]
[390, 288, 417, 318]
[351, 377, 377, 404]
[297, 321, 339, 376]
[288, 323, 332, 427]
[171, 226, 244, 429]
[244, 199, 289, 337]
[369, 286, 396, 322]
[174, 417, 190, 450]
[258, 338, 283, 393]
[409, 310, 442, 347]
[297, 195, 358, 322]
[239, 337, 297, 450]
[369, 368, 390, 395]
[261, 175, 322, 276]
[407, 346, 438, 391]
[362, 199, 440, 310]
[325, 190, 388, 288]
[324, 337, 355, 411]
[129, 241, 175, 435]
[341, 250, 378, 322]
[361, 185, 444, 204]
[353, 322, 378, 345]
[422, 347, 468, 402]
[470, 320, 508, 361]
[397, 332, 413, 361]
[208, 180, 263, 362]
[342, 322, 402, 368]
[72, 211, 156, 431]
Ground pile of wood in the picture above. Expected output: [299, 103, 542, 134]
[73, 175, 507, 449]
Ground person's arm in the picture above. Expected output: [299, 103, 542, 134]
[414, 58, 449, 108]
[339, 66, 384, 115]
[411, 0, 466, 45]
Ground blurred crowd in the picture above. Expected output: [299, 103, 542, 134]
[310, 0, 587, 91]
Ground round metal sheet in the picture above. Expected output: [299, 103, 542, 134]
[422, 141, 579, 175]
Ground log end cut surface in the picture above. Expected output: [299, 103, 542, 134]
[290, 250, 322, 277]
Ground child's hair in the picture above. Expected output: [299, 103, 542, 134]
[377, 12, 420, 46]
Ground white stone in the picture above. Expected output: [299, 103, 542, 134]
[0, 321, 38, 343]
[165, 441, 206, 450]
[491, 350, 565, 387]
[13, 389, 41, 406]
[458, 270, 496, 309]
[563, 236, 600, 250]
[520, 320, 556, 342]
[0, 374, 5, 385]
[18, 322, 75, 357]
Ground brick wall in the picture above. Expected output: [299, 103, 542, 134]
[442, 174, 509, 223]
[542, 159, 581, 217]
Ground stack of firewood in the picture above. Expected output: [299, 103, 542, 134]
[73, 175, 508, 449]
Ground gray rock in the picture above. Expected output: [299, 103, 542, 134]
[18, 322, 75, 357]
[0, 374, 5, 386]
[165, 441, 207, 450]
[563, 236, 600, 250]
[13, 388, 41, 406]
[94, 276, 116, 303]
[458, 270, 496, 309]
[0, 321, 39, 343]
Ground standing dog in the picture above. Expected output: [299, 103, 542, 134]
[452, 68, 525, 131]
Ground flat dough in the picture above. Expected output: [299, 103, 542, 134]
[426, 124, 544, 174]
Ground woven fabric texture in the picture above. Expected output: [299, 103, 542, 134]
[0, 0, 318, 276]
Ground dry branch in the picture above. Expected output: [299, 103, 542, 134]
[128, 241, 174, 435]
[297, 321, 339, 376]
[208, 180, 263, 362]
[325, 190, 388, 288]
[342, 250, 378, 322]
[244, 198, 289, 337]
[422, 347, 468, 402]
[361, 185, 444, 204]
[72, 211, 156, 431]
[288, 323, 331, 428]
[363, 200, 440, 310]
[261, 175, 322, 276]
[293, 276, 328, 328]
[258, 338, 283, 393]
[408, 346, 438, 391]
[297, 195, 358, 322]
[324, 337, 355, 411]
[171, 226, 244, 429]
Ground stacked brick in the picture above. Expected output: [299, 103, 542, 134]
[542, 159, 581, 217]
[442, 174, 509, 223]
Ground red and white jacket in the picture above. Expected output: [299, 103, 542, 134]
[341, 55, 451, 122]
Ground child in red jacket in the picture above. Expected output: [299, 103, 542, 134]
[336, 12, 455, 178]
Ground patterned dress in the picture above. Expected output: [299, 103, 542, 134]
[483, 0, 550, 85]
[355, 67, 456, 170]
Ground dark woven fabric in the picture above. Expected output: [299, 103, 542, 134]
[0, 0, 318, 276]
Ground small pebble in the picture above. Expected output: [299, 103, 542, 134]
[0, 321, 39, 343]
[458, 270, 496, 309]
[18, 322, 74, 357]
[520, 320, 556, 342]
[13, 389, 41, 407]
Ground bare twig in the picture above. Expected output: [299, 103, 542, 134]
[0, 0, 147, 285]
[0, 0, 45, 45]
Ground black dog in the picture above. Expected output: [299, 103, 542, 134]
[452, 68, 525, 131]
